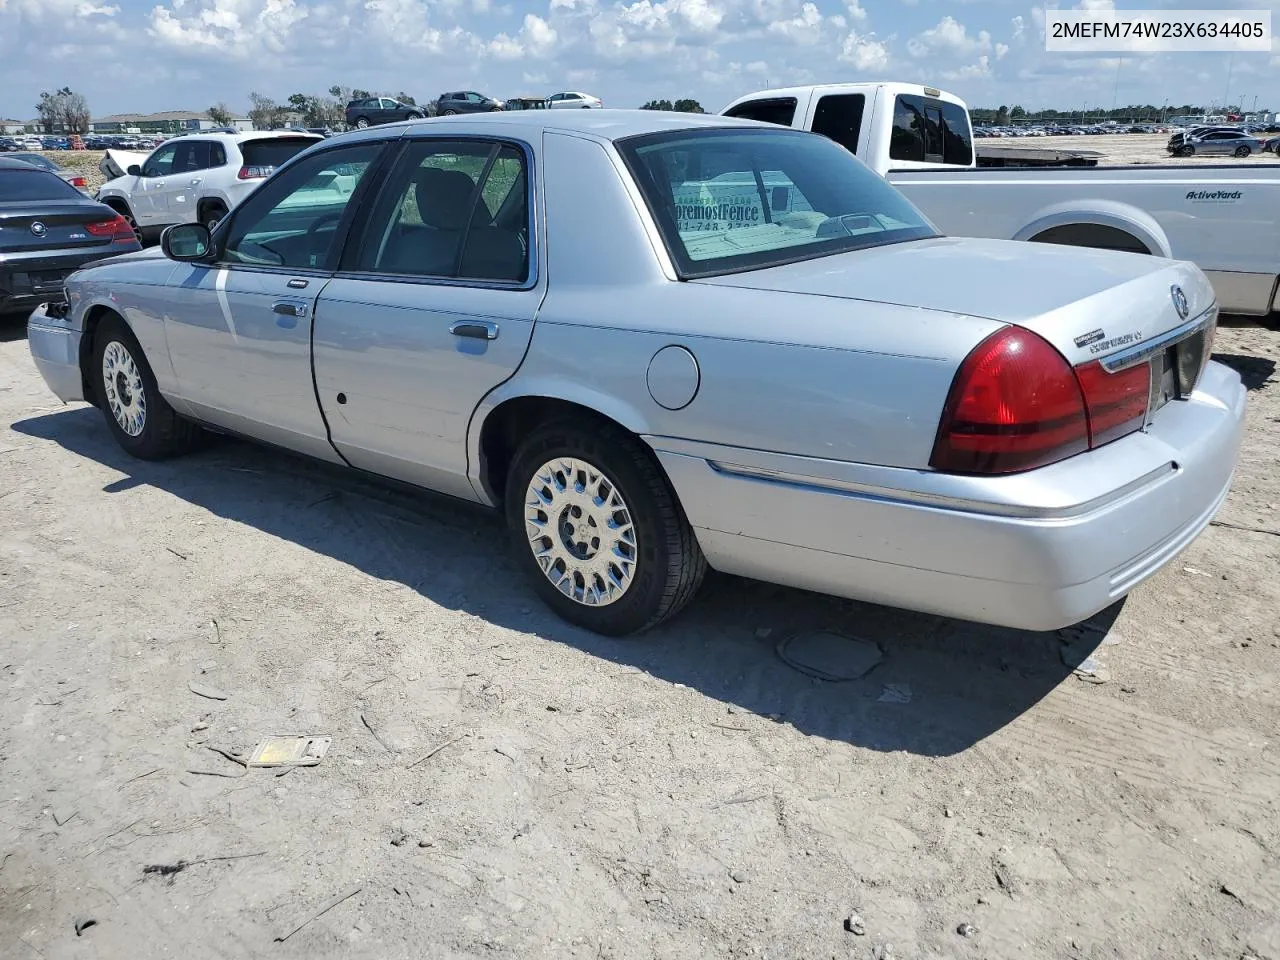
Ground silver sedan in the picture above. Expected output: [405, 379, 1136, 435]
[27, 111, 1245, 635]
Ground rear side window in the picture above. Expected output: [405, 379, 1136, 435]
[0, 168, 81, 201]
[241, 138, 317, 169]
[890, 95, 972, 166]
[724, 97, 797, 127]
[811, 94, 865, 155]
[210, 143, 227, 166]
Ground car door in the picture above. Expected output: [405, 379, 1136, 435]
[132, 142, 179, 225]
[156, 139, 212, 224]
[159, 139, 393, 461]
[311, 135, 541, 502]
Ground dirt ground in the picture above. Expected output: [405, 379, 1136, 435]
[1, 314, 1278, 960]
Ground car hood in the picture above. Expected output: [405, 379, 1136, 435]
[693, 236, 1214, 366]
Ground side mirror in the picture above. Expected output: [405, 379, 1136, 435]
[127, 164, 142, 176]
[160, 223, 213, 262]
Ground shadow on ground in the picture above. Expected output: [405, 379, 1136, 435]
[12, 406, 1115, 758]
[0, 313, 30, 343]
[1212, 352, 1276, 391]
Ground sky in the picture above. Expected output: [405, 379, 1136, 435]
[0, 0, 1276, 120]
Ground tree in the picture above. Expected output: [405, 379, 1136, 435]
[247, 91, 285, 130]
[395, 91, 417, 106]
[208, 102, 234, 126]
[1010, 105, 1025, 119]
[35, 87, 90, 134]
[995, 104, 1010, 125]
[640, 99, 705, 113]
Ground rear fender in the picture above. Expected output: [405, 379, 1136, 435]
[1012, 200, 1172, 258]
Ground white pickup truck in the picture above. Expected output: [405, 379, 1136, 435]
[720, 82, 1280, 316]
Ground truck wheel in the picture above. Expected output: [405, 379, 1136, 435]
[93, 314, 202, 460]
[1234, 145, 1251, 158]
[505, 418, 707, 636]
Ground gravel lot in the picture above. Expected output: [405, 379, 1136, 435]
[1, 311, 1278, 959]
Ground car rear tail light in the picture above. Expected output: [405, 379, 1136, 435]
[931, 327, 1090, 474]
[238, 165, 274, 179]
[932, 326, 1159, 475]
[68, 176, 87, 187]
[85, 215, 135, 243]
[1074, 360, 1150, 447]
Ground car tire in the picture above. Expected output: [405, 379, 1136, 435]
[505, 418, 707, 636]
[93, 314, 201, 460]
[1182, 145, 1195, 156]
[1234, 145, 1251, 157]
[355, 117, 370, 129]
[443, 109, 458, 116]
[201, 202, 228, 234]
[106, 200, 142, 243]
[405, 112, 423, 120]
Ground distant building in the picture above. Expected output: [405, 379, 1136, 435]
[0, 119, 28, 134]
[89, 110, 253, 134]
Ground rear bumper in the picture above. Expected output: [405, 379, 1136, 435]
[650, 360, 1247, 632]
[0, 248, 127, 311]
[27, 302, 85, 403]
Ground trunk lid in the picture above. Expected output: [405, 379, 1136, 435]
[0, 201, 127, 254]
[693, 235, 1213, 367]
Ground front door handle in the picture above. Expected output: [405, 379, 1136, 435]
[273, 301, 308, 318]
[450, 321, 499, 341]
[189, 178, 203, 186]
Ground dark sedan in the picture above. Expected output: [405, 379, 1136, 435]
[0, 157, 140, 316]
[434, 91, 504, 115]
[343, 97, 424, 129]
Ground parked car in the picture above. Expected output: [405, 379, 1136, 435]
[0, 157, 140, 315]
[505, 97, 549, 111]
[26, 111, 1244, 636]
[0, 137, 22, 152]
[95, 131, 323, 241]
[721, 82, 1280, 316]
[547, 91, 603, 109]
[1262, 135, 1280, 154]
[1172, 129, 1262, 157]
[344, 97, 424, 129]
[435, 91, 504, 115]
[10, 152, 90, 192]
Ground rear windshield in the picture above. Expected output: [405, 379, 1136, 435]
[241, 138, 318, 169]
[0, 168, 81, 201]
[617, 127, 937, 278]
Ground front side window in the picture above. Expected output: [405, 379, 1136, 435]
[381, 99, 398, 110]
[349, 138, 529, 283]
[724, 97, 797, 127]
[619, 127, 936, 278]
[222, 142, 382, 269]
[142, 143, 177, 177]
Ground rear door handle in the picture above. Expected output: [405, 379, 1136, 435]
[450, 321, 499, 340]
[273, 301, 308, 318]
[189, 178, 203, 186]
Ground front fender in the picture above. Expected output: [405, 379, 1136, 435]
[1011, 199, 1173, 258]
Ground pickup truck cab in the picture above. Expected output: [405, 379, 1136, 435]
[721, 82, 1280, 316]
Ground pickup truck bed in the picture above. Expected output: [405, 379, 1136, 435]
[888, 163, 1280, 315]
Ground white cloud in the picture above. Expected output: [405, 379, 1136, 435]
[766, 2, 827, 44]
[907, 16, 991, 58]
[995, 41, 1008, 59]
[487, 12, 557, 59]
[845, 0, 866, 21]
[1010, 14, 1025, 40]
[838, 29, 889, 69]
[74, 2, 119, 15]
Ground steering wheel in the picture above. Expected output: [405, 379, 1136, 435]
[306, 211, 344, 244]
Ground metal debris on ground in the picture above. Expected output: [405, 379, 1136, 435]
[775, 630, 883, 681]
[877, 683, 913, 704]
[246, 736, 331, 767]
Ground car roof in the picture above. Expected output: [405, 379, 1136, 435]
[334, 108, 767, 146]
